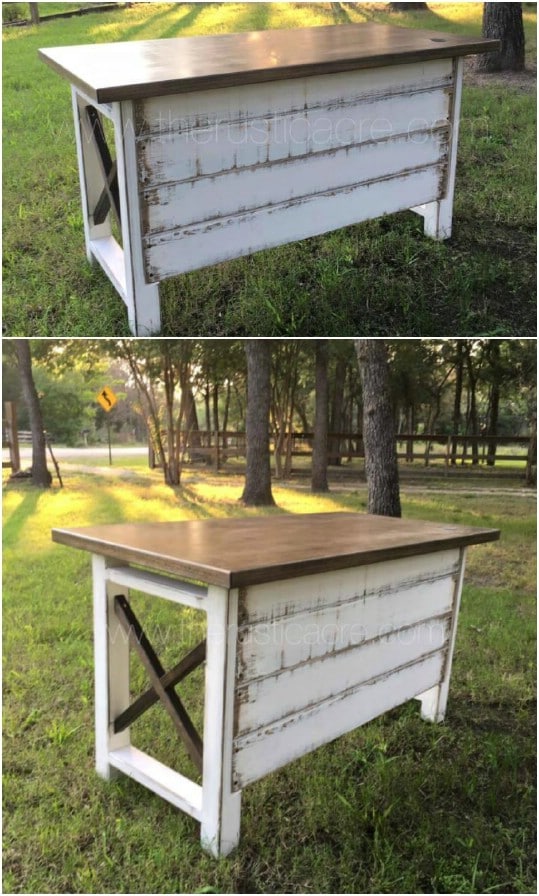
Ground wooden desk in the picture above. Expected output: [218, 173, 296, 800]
[52, 512, 499, 856]
[40, 24, 497, 335]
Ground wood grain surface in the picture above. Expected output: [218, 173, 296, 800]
[52, 512, 499, 588]
[39, 23, 499, 103]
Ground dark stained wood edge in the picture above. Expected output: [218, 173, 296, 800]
[39, 26, 500, 104]
[52, 523, 499, 590]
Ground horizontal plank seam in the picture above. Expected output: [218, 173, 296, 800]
[143, 159, 446, 243]
[236, 611, 452, 692]
[140, 124, 450, 194]
[233, 646, 446, 748]
[238, 565, 459, 628]
[136, 79, 452, 138]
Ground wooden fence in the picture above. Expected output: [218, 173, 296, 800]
[149, 430, 534, 472]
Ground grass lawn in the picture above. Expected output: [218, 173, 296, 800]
[2, 2, 536, 337]
[2, 467, 536, 894]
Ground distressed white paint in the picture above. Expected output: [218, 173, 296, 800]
[144, 164, 444, 279]
[109, 745, 203, 820]
[412, 57, 464, 239]
[114, 100, 161, 335]
[201, 587, 242, 857]
[232, 549, 465, 789]
[92, 554, 130, 779]
[105, 565, 207, 610]
[236, 615, 451, 738]
[237, 572, 456, 682]
[142, 129, 448, 235]
[239, 549, 460, 625]
[232, 651, 444, 790]
[418, 546, 467, 721]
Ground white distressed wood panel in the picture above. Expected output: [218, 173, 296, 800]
[136, 59, 453, 139]
[237, 572, 456, 682]
[232, 651, 444, 790]
[235, 616, 450, 738]
[144, 162, 442, 279]
[137, 88, 450, 186]
[238, 550, 460, 626]
[142, 129, 447, 233]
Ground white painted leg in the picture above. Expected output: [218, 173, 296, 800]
[412, 57, 464, 241]
[114, 101, 161, 335]
[71, 87, 112, 264]
[92, 555, 130, 779]
[201, 586, 242, 857]
[418, 547, 467, 723]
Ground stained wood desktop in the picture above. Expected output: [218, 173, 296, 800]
[52, 512, 499, 588]
[39, 23, 498, 335]
[39, 23, 498, 103]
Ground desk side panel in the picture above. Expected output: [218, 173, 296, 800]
[135, 60, 453, 281]
[232, 549, 460, 790]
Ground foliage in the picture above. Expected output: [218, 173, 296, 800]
[2, 2, 536, 337]
[2, 468, 536, 893]
[2, 3, 25, 24]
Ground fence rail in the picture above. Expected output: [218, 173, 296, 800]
[149, 431, 534, 471]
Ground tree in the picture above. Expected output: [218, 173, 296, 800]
[477, 3, 525, 72]
[29, 3, 39, 25]
[311, 340, 329, 493]
[355, 340, 401, 517]
[14, 340, 51, 487]
[241, 341, 275, 506]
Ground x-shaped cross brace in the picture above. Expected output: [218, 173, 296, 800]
[113, 595, 206, 774]
[85, 105, 122, 228]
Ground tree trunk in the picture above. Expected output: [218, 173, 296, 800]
[451, 341, 464, 465]
[29, 3, 40, 25]
[329, 355, 347, 465]
[486, 340, 501, 467]
[311, 340, 329, 493]
[464, 344, 480, 466]
[14, 340, 52, 487]
[355, 340, 401, 518]
[477, 3, 525, 72]
[241, 341, 275, 506]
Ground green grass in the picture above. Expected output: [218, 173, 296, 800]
[2, 2, 536, 337]
[3, 467, 536, 893]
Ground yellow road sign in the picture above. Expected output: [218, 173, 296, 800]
[96, 386, 118, 412]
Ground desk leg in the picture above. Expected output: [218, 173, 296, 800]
[201, 586, 242, 857]
[114, 101, 161, 336]
[418, 547, 467, 723]
[92, 555, 130, 779]
[412, 58, 464, 241]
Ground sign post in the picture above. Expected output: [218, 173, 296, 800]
[96, 387, 118, 465]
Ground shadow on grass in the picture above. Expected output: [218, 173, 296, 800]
[3, 486, 44, 549]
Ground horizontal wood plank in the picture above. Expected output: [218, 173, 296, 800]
[143, 163, 444, 279]
[232, 651, 444, 790]
[39, 23, 499, 103]
[238, 549, 460, 626]
[52, 513, 499, 589]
